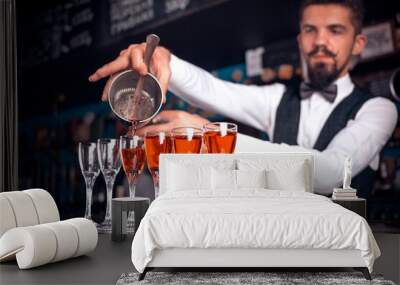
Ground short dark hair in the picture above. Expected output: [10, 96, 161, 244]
[299, 0, 365, 35]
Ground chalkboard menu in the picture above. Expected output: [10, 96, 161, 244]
[18, 0, 229, 70]
[108, 0, 227, 37]
[18, 0, 97, 69]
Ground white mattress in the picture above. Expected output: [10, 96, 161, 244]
[131, 191, 380, 273]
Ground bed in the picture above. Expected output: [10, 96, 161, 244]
[131, 153, 380, 280]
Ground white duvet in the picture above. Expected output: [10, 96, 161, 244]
[131, 190, 380, 273]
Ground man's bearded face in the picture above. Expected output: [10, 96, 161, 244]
[305, 45, 345, 90]
[298, 4, 363, 90]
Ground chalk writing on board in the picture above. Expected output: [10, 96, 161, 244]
[164, 0, 190, 14]
[71, 7, 94, 27]
[20, 0, 95, 69]
[109, 0, 155, 36]
[20, 0, 229, 69]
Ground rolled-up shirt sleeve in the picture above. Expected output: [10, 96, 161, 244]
[169, 54, 285, 134]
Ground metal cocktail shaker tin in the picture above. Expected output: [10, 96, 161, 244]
[108, 70, 163, 128]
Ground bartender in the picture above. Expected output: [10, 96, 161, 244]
[89, 0, 397, 197]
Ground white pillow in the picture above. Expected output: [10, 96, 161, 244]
[164, 158, 236, 193]
[267, 167, 306, 191]
[211, 168, 236, 190]
[211, 168, 268, 190]
[236, 169, 267, 189]
[237, 159, 309, 192]
[167, 162, 211, 191]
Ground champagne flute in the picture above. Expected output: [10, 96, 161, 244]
[144, 131, 172, 199]
[78, 142, 100, 221]
[203, 122, 238, 153]
[171, 127, 203, 154]
[120, 135, 145, 233]
[97, 138, 121, 232]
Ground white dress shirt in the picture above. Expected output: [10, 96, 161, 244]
[168, 55, 398, 194]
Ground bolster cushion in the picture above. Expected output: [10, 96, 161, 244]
[0, 218, 97, 269]
[0, 189, 60, 237]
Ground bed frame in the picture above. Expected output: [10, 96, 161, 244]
[139, 248, 371, 280]
[138, 153, 372, 281]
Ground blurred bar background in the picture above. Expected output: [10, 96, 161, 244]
[10, 0, 400, 224]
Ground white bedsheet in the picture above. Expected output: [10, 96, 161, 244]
[131, 190, 380, 273]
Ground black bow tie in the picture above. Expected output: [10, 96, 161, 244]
[300, 82, 338, 103]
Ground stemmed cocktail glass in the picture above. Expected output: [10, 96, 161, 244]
[97, 138, 121, 232]
[78, 142, 100, 221]
[144, 131, 172, 199]
[120, 135, 145, 233]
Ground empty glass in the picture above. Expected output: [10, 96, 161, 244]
[203, 122, 238, 153]
[97, 138, 121, 232]
[144, 131, 173, 198]
[171, 127, 203, 154]
[78, 142, 100, 221]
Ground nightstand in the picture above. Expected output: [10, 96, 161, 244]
[111, 197, 150, 242]
[331, 198, 366, 218]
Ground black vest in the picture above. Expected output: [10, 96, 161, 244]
[273, 84, 376, 198]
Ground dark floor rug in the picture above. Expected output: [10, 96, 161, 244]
[116, 271, 396, 285]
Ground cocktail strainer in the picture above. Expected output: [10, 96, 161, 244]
[108, 70, 163, 128]
[108, 34, 163, 129]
